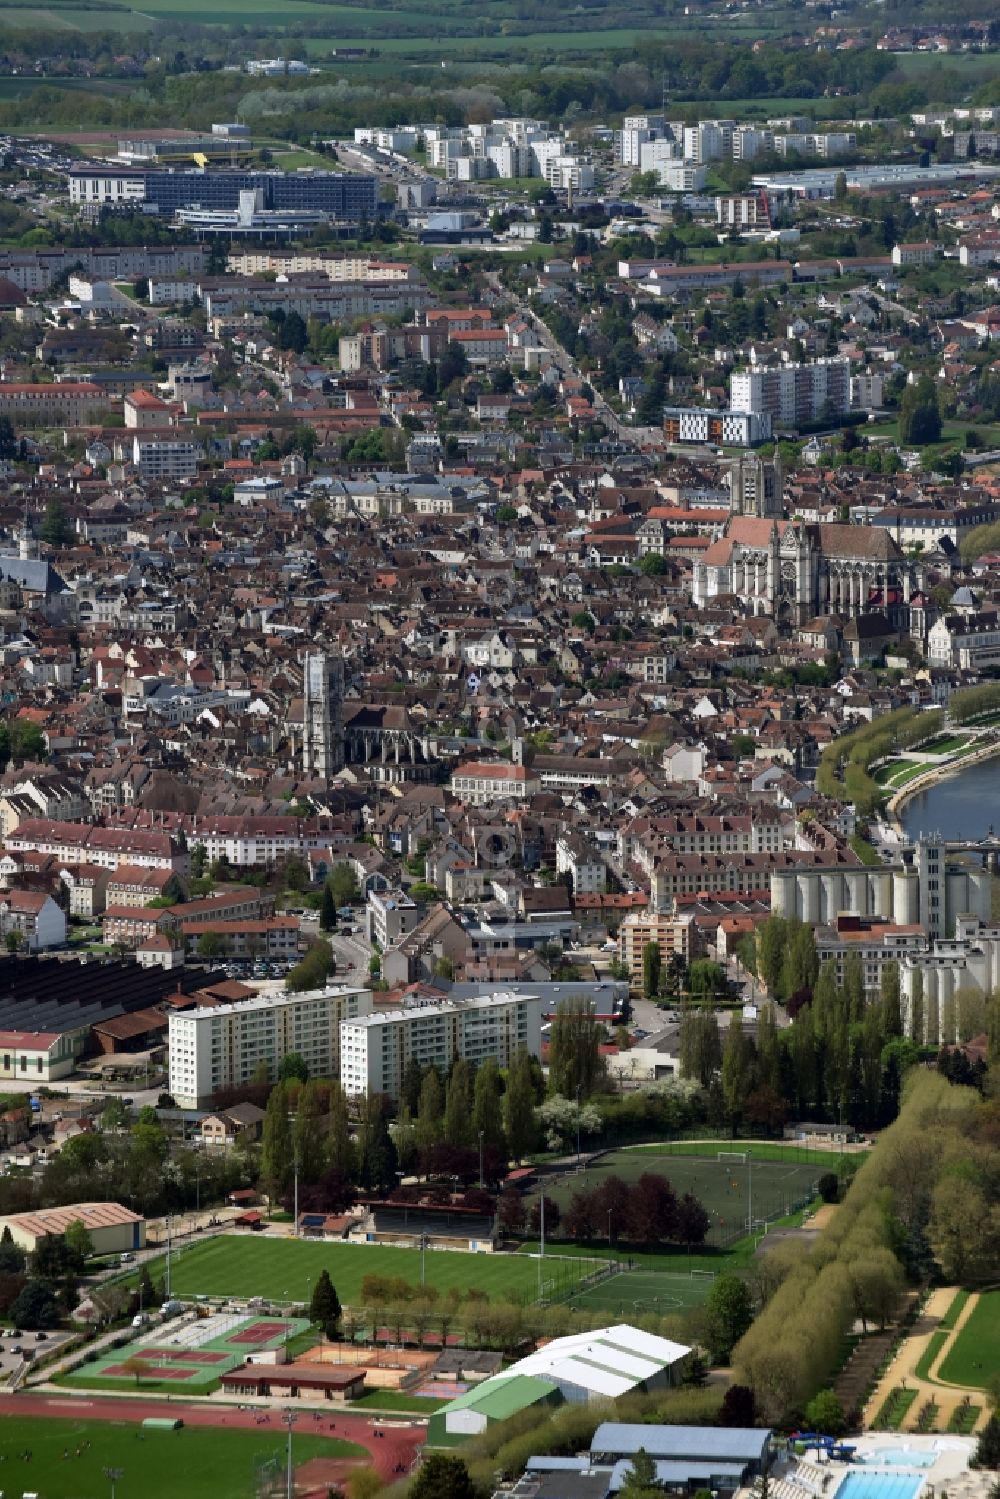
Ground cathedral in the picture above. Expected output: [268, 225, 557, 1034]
[692, 455, 911, 627]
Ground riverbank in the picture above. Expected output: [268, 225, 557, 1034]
[887, 735, 1000, 834]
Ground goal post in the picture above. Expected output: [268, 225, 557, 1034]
[717, 1150, 749, 1163]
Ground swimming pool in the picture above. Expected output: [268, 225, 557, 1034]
[835, 1472, 925, 1499]
[862, 1451, 937, 1470]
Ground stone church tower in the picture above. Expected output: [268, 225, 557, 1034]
[301, 650, 344, 780]
[729, 452, 783, 519]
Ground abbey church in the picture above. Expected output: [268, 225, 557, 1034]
[692, 454, 911, 627]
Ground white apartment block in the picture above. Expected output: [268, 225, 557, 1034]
[717, 193, 769, 230]
[774, 131, 856, 158]
[655, 163, 708, 193]
[132, 435, 201, 480]
[732, 128, 774, 162]
[545, 156, 595, 193]
[683, 121, 730, 164]
[340, 991, 543, 1100]
[730, 357, 851, 426]
[169, 985, 373, 1107]
[850, 372, 885, 411]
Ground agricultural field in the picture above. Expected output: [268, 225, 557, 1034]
[938, 1289, 1000, 1389]
[129, 1234, 596, 1306]
[0, 1417, 364, 1499]
[530, 1147, 822, 1248]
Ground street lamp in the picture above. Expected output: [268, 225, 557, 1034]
[575, 1083, 582, 1170]
[607, 1209, 613, 1247]
[104, 1467, 124, 1499]
[282, 1409, 296, 1499]
[747, 1148, 753, 1238]
[478, 1130, 484, 1190]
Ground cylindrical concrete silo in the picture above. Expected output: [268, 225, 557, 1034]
[797, 872, 819, 926]
[871, 869, 893, 920]
[821, 872, 840, 925]
[893, 870, 920, 928]
[772, 870, 797, 919]
[844, 870, 869, 916]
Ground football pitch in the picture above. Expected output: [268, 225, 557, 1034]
[132, 1235, 597, 1306]
[533, 1148, 822, 1246]
[0, 1417, 364, 1499]
[567, 1268, 718, 1315]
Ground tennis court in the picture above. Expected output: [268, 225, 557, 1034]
[66, 1313, 311, 1392]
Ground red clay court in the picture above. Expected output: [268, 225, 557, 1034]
[136, 1349, 228, 1364]
[227, 1321, 290, 1344]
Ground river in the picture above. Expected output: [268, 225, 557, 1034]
[900, 753, 1000, 842]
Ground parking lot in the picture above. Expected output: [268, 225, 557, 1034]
[0, 1328, 73, 1381]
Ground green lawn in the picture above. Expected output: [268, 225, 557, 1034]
[914, 1329, 948, 1382]
[624, 1139, 859, 1167]
[938, 1289, 1000, 1389]
[129, 1234, 593, 1305]
[939, 1289, 970, 1331]
[917, 735, 974, 756]
[0, 1417, 364, 1499]
[350, 1391, 447, 1412]
[872, 1386, 919, 1431]
[874, 759, 930, 791]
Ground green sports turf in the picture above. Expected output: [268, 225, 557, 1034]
[938, 1289, 1000, 1389]
[531, 1150, 821, 1246]
[626, 1140, 865, 1167]
[564, 1268, 717, 1315]
[0, 1418, 364, 1499]
[130, 1235, 594, 1305]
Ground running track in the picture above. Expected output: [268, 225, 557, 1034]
[0, 1394, 423, 1482]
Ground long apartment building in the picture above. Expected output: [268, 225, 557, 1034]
[6, 818, 186, 873]
[730, 357, 851, 427]
[340, 991, 543, 1100]
[0, 383, 109, 427]
[199, 277, 431, 322]
[168, 985, 373, 1108]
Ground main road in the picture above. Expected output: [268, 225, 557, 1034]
[520, 305, 665, 451]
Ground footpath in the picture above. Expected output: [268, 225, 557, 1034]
[863, 1288, 988, 1434]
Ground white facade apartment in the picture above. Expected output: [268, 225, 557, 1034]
[169, 985, 373, 1108]
[850, 372, 885, 410]
[730, 357, 851, 426]
[656, 163, 708, 193]
[132, 436, 201, 480]
[340, 991, 542, 1100]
